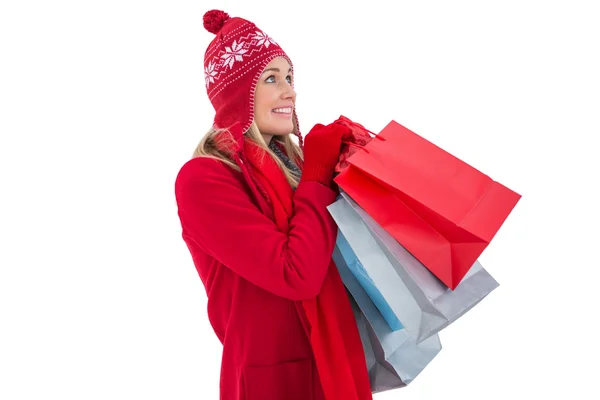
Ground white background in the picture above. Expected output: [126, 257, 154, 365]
[1, 0, 598, 399]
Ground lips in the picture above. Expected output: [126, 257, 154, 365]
[272, 107, 293, 114]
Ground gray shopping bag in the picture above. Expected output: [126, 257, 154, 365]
[328, 192, 499, 343]
[333, 245, 441, 391]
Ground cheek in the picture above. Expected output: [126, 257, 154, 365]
[255, 102, 269, 125]
[255, 87, 277, 114]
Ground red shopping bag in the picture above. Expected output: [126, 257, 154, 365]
[334, 120, 521, 290]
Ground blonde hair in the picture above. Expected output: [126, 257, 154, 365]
[192, 120, 303, 188]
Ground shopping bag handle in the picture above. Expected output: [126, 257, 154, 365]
[341, 137, 385, 155]
[342, 140, 370, 154]
[336, 116, 386, 156]
[335, 115, 380, 137]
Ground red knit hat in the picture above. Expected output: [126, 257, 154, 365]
[203, 10, 303, 150]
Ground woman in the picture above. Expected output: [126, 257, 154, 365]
[175, 10, 372, 400]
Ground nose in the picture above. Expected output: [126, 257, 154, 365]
[280, 81, 296, 103]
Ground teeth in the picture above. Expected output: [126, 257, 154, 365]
[273, 107, 292, 113]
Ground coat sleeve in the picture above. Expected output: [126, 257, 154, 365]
[174, 157, 338, 301]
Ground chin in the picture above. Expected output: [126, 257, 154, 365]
[260, 124, 294, 136]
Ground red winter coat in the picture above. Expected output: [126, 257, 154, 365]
[174, 156, 338, 400]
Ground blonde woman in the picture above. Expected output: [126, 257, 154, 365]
[175, 10, 372, 400]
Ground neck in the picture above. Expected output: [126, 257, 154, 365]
[261, 134, 273, 145]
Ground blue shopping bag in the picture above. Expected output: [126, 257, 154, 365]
[336, 231, 403, 331]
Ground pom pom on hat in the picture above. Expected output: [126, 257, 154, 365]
[203, 10, 230, 34]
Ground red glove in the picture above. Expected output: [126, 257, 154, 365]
[333, 115, 374, 172]
[300, 122, 350, 188]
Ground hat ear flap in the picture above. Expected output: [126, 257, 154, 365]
[292, 109, 303, 149]
[229, 122, 245, 152]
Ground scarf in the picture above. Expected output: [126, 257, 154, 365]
[268, 140, 302, 181]
[244, 138, 373, 400]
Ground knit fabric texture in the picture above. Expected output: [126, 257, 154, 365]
[203, 10, 302, 147]
[269, 140, 302, 181]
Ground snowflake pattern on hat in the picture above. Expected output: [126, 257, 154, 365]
[204, 60, 217, 87]
[221, 40, 248, 69]
[252, 30, 277, 48]
[204, 28, 280, 90]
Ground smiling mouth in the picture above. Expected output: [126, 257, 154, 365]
[272, 107, 293, 114]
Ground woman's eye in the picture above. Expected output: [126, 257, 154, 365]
[265, 75, 293, 84]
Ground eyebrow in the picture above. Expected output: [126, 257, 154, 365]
[262, 67, 293, 74]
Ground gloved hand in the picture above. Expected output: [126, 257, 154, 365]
[333, 115, 374, 172]
[300, 122, 350, 188]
